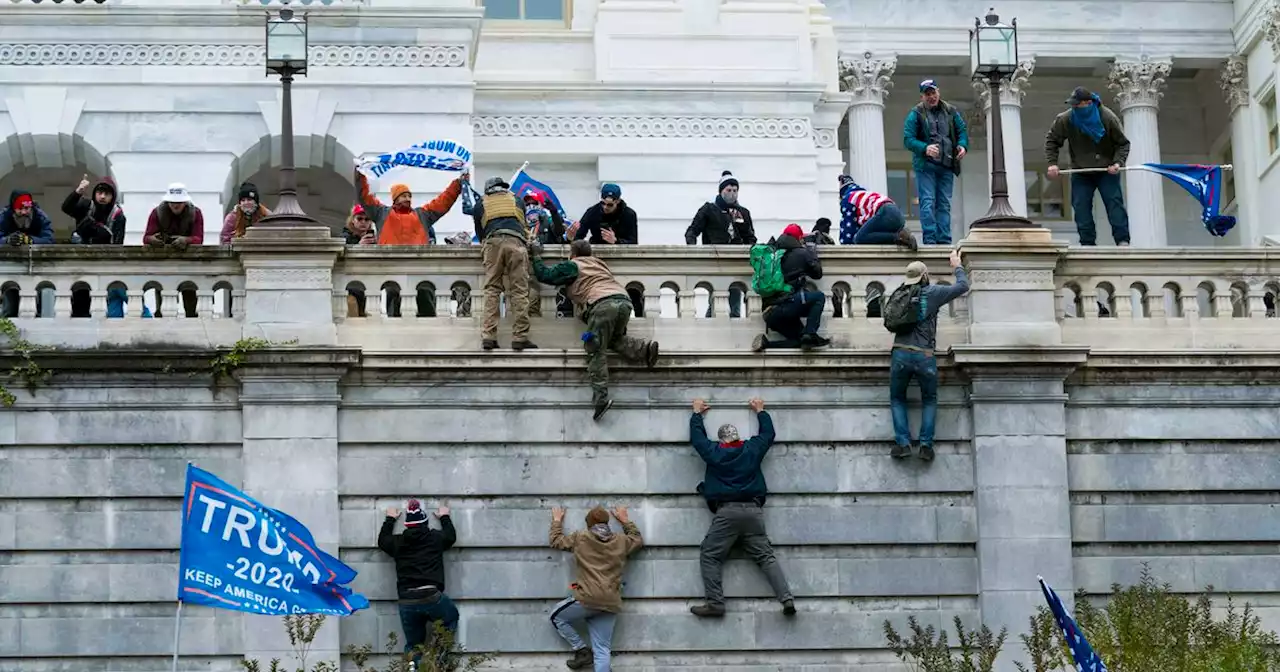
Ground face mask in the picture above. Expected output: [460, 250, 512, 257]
[721, 191, 738, 205]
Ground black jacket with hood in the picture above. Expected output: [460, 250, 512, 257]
[62, 177, 126, 245]
[377, 515, 457, 598]
[764, 233, 823, 308]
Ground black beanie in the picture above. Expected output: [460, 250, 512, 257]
[237, 183, 260, 204]
[718, 170, 739, 191]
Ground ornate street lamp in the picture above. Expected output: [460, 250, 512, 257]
[255, 4, 320, 228]
[968, 8, 1035, 229]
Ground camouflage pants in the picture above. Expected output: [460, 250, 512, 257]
[584, 296, 650, 405]
[481, 235, 531, 341]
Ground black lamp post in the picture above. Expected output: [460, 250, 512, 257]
[968, 8, 1035, 229]
[256, 4, 320, 228]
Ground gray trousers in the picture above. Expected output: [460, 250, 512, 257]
[699, 501, 793, 606]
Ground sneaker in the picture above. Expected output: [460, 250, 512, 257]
[566, 648, 593, 670]
[782, 600, 797, 616]
[593, 399, 613, 421]
[645, 341, 660, 369]
[690, 603, 726, 618]
[481, 339, 498, 351]
[918, 444, 935, 462]
[891, 443, 911, 459]
[895, 229, 919, 251]
[800, 333, 830, 350]
[752, 333, 767, 353]
[512, 340, 538, 351]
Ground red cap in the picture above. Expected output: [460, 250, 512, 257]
[782, 223, 805, 239]
[350, 204, 366, 217]
[13, 195, 33, 210]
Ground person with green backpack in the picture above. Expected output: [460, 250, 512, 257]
[749, 224, 830, 352]
[881, 250, 968, 461]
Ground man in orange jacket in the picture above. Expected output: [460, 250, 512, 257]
[354, 169, 468, 245]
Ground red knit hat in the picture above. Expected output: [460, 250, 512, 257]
[782, 223, 805, 239]
[404, 499, 427, 526]
[12, 194, 33, 210]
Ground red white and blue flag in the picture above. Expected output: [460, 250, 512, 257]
[511, 169, 569, 225]
[1039, 576, 1108, 672]
[1139, 163, 1236, 237]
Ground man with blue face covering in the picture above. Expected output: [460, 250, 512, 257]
[1045, 86, 1132, 246]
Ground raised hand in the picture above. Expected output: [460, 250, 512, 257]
[386, 507, 401, 518]
[435, 506, 450, 518]
[551, 507, 566, 522]
[76, 174, 91, 195]
[692, 399, 710, 414]
[748, 397, 765, 413]
[611, 506, 629, 523]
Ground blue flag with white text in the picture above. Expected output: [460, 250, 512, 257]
[178, 464, 369, 616]
[511, 169, 569, 225]
[1040, 577, 1108, 672]
[1140, 163, 1236, 237]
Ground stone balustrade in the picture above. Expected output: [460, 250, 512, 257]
[2, 242, 1278, 352]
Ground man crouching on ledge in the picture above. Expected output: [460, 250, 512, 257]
[688, 396, 795, 617]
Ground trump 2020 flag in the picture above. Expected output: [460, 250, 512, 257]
[356, 140, 472, 180]
[1140, 163, 1236, 237]
[511, 168, 569, 225]
[178, 464, 369, 616]
[1039, 576, 1108, 672]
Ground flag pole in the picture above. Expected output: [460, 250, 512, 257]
[170, 599, 184, 672]
[509, 161, 530, 189]
[1058, 163, 1233, 175]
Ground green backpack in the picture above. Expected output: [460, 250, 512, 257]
[749, 243, 791, 299]
[882, 283, 926, 334]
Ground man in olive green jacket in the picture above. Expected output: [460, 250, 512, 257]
[1045, 86, 1132, 246]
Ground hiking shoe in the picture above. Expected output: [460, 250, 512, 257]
[481, 339, 498, 351]
[752, 333, 767, 353]
[566, 648, 592, 670]
[645, 341, 660, 369]
[783, 600, 797, 616]
[800, 333, 830, 350]
[895, 228, 919, 251]
[891, 443, 912, 459]
[593, 399, 613, 421]
[690, 604, 726, 618]
[918, 444, 935, 462]
[512, 340, 538, 351]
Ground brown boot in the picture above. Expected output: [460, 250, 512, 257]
[566, 648, 593, 670]
[895, 228, 918, 251]
[690, 603, 726, 618]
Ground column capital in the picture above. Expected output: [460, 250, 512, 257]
[1265, 1, 1280, 57]
[1220, 55, 1250, 115]
[971, 58, 1036, 111]
[837, 52, 896, 106]
[1108, 56, 1172, 112]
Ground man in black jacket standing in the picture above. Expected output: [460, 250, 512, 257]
[752, 224, 830, 352]
[686, 171, 756, 317]
[573, 183, 638, 244]
[688, 396, 795, 618]
[379, 499, 459, 667]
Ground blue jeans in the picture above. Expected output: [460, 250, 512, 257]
[762, 290, 825, 348]
[889, 349, 938, 447]
[853, 203, 906, 244]
[551, 597, 617, 672]
[398, 593, 460, 666]
[915, 164, 955, 245]
[1070, 172, 1130, 245]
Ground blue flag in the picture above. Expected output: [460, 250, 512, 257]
[511, 169, 569, 225]
[1039, 577, 1108, 672]
[178, 464, 369, 616]
[1140, 163, 1236, 237]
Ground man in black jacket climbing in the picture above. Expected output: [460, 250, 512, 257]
[752, 224, 830, 352]
[379, 499, 459, 667]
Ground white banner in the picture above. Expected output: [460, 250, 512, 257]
[355, 139, 472, 180]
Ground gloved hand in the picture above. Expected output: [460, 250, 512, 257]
[7, 232, 24, 247]
[168, 236, 190, 251]
[528, 240, 544, 257]
[145, 234, 165, 248]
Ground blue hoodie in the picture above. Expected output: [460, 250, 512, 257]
[0, 190, 55, 244]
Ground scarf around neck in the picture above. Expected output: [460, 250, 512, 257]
[1070, 99, 1106, 143]
[589, 523, 614, 542]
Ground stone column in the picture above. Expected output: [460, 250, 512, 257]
[955, 227, 1088, 672]
[234, 225, 346, 346]
[237, 350, 359, 667]
[972, 59, 1035, 218]
[1220, 56, 1256, 245]
[838, 52, 895, 194]
[1109, 56, 1173, 247]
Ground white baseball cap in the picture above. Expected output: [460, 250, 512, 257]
[163, 183, 192, 203]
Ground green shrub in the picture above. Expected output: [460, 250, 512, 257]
[239, 614, 495, 672]
[884, 614, 1008, 672]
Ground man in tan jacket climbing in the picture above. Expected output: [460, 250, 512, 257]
[549, 505, 643, 672]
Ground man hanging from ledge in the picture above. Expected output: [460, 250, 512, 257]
[379, 499, 459, 670]
[353, 167, 467, 246]
[530, 239, 660, 420]
[688, 396, 795, 618]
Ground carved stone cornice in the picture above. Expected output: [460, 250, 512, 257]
[471, 115, 813, 139]
[812, 128, 838, 149]
[837, 52, 896, 106]
[971, 58, 1036, 110]
[0, 43, 467, 68]
[1220, 55, 1249, 115]
[1266, 1, 1280, 57]
[1108, 56, 1172, 112]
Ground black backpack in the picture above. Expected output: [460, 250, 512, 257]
[882, 283, 926, 334]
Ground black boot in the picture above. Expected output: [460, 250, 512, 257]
[800, 333, 830, 350]
[690, 603, 726, 618]
[593, 399, 613, 421]
[918, 443, 935, 462]
[645, 341, 660, 368]
[513, 340, 538, 351]
[891, 443, 911, 459]
[481, 339, 498, 351]
[566, 648, 593, 670]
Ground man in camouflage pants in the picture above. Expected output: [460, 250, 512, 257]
[530, 239, 660, 421]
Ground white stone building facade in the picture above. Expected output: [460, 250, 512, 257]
[0, 0, 1274, 247]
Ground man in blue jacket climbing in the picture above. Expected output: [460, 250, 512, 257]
[688, 396, 795, 618]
